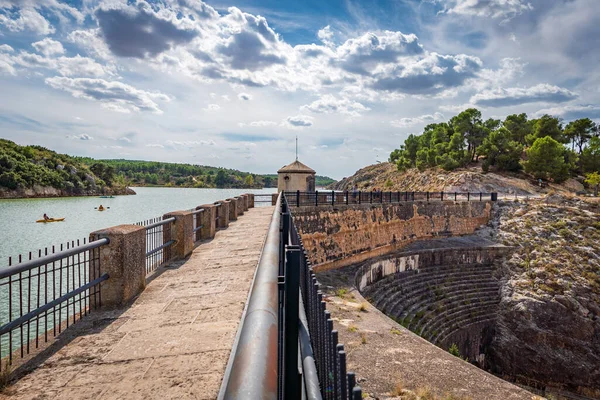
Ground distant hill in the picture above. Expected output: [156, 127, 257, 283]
[261, 174, 336, 188]
[0, 139, 132, 198]
[78, 158, 270, 189]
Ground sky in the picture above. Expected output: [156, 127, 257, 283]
[0, 0, 599, 180]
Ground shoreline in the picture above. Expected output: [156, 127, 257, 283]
[0, 186, 136, 200]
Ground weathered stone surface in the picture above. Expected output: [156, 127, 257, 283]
[164, 210, 195, 259]
[199, 204, 216, 239]
[226, 198, 238, 221]
[90, 224, 146, 308]
[293, 201, 492, 271]
[215, 201, 229, 229]
[5, 207, 274, 400]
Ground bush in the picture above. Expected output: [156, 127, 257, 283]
[523, 137, 570, 182]
[448, 343, 461, 358]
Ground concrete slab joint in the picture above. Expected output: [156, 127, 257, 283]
[164, 210, 195, 259]
[90, 224, 146, 308]
[199, 204, 216, 239]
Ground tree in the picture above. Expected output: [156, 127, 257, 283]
[564, 118, 596, 154]
[244, 174, 254, 187]
[477, 127, 523, 172]
[450, 108, 485, 161]
[523, 137, 569, 182]
[581, 137, 600, 173]
[503, 113, 532, 145]
[527, 115, 566, 145]
[585, 172, 600, 196]
[215, 170, 227, 188]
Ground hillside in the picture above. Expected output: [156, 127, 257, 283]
[329, 162, 587, 196]
[0, 139, 132, 198]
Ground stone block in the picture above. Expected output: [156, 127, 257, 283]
[234, 196, 245, 216]
[198, 204, 216, 239]
[240, 194, 249, 211]
[164, 210, 194, 259]
[245, 193, 255, 208]
[90, 225, 146, 308]
[214, 201, 230, 229]
[226, 198, 238, 221]
[271, 193, 278, 205]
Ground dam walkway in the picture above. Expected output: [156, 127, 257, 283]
[1, 206, 274, 400]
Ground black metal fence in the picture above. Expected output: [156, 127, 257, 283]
[191, 208, 204, 242]
[0, 238, 109, 369]
[136, 216, 175, 274]
[221, 192, 361, 400]
[285, 190, 498, 207]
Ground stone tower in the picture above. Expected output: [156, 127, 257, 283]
[277, 160, 316, 193]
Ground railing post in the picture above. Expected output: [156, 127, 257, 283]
[315, 190, 319, 206]
[199, 204, 216, 239]
[427, 192, 429, 202]
[283, 246, 301, 400]
[358, 191, 361, 204]
[455, 192, 457, 201]
[164, 210, 194, 259]
[90, 225, 146, 308]
[226, 198, 238, 221]
[297, 190, 300, 207]
[331, 190, 335, 206]
[441, 191, 444, 201]
[370, 191, 373, 203]
[467, 192, 470, 201]
[480, 192, 482, 201]
[346, 191, 349, 205]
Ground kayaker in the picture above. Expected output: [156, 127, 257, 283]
[98, 205, 104, 211]
[43, 213, 50, 221]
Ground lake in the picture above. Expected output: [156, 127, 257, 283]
[0, 187, 277, 265]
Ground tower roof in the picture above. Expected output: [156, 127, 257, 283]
[277, 160, 316, 174]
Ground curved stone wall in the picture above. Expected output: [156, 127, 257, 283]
[356, 245, 509, 366]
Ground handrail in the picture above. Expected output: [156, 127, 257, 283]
[222, 193, 282, 399]
[0, 238, 109, 279]
[0, 273, 109, 336]
[144, 216, 176, 230]
[299, 294, 322, 400]
[191, 208, 205, 215]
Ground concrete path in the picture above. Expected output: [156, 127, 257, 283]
[1, 206, 275, 400]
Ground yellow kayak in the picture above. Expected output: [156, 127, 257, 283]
[36, 218, 65, 223]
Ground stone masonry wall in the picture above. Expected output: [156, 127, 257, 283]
[292, 201, 492, 271]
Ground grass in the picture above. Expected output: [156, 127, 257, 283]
[336, 288, 348, 298]
[0, 361, 12, 390]
[361, 333, 367, 344]
[390, 328, 401, 335]
[348, 325, 358, 332]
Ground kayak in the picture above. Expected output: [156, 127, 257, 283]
[99, 196, 114, 198]
[36, 218, 65, 223]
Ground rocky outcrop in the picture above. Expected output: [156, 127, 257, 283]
[330, 162, 587, 196]
[485, 195, 600, 398]
[0, 185, 135, 199]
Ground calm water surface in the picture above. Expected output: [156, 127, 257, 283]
[0, 187, 276, 265]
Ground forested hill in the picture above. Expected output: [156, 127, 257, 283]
[0, 139, 337, 197]
[82, 159, 270, 189]
[0, 139, 130, 198]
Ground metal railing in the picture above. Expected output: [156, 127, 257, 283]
[285, 190, 498, 207]
[191, 208, 204, 242]
[254, 193, 275, 206]
[221, 193, 362, 400]
[136, 216, 176, 274]
[0, 238, 109, 369]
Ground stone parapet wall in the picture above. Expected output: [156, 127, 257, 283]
[292, 201, 492, 271]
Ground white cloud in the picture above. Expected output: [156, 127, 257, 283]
[390, 112, 444, 128]
[440, 0, 533, 20]
[0, 8, 54, 35]
[284, 115, 313, 128]
[470, 84, 577, 107]
[204, 103, 220, 111]
[32, 38, 65, 57]
[238, 120, 278, 127]
[317, 25, 335, 47]
[45, 77, 171, 114]
[0, 44, 14, 52]
[146, 143, 165, 148]
[66, 133, 93, 140]
[533, 104, 600, 120]
[301, 94, 370, 117]
[238, 93, 252, 101]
